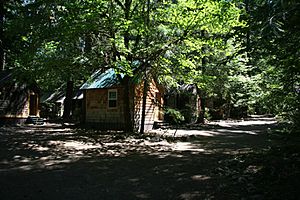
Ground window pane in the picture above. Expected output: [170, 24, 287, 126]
[109, 100, 117, 108]
[109, 91, 117, 99]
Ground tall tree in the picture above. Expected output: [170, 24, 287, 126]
[4, 0, 111, 119]
[241, 0, 300, 129]
[0, 0, 4, 70]
[4, 0, 243, 131]
[109, 0, 243, 130]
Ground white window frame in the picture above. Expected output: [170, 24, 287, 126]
[108, 89, 117, 108]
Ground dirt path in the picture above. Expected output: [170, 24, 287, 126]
[0, 117, 299, 200]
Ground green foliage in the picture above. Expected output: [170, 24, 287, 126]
[240, 0, 300, 129]
[6, 0, 299, 130]
[3, 0, 244, 88]
[164, 108, 185, 125]
[204, 108, 212, 121]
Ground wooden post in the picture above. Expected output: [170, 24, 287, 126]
[140, 79, 148, 134]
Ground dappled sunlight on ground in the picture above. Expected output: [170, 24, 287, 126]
[209, 118, 277, 127]
[0, 119, 279, 172]
[172, 142, 205, 152]
[0, 117, 299, 200]
[150, 117, 278, 138]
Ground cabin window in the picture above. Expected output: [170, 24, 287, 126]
[108, 89, 117, 108]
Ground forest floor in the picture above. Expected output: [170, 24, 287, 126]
[0, 116, 299, 200]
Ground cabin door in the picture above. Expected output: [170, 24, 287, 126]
[29, 94, 38, 116]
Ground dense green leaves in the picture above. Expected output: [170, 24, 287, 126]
[242, 0, 300, 130]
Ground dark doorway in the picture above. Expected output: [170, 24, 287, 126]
[29, 94, 38, 115]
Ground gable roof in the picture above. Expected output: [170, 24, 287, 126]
[40, 90, 65, 103]
[0, 70, 40, 93]
[80, 68, 122, 90]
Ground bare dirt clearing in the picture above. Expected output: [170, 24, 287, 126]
[0, 116, 299, 200]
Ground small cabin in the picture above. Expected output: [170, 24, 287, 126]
[40, 89, 65, 118]
[0, 70, 40, 125]
[40, 88, 83, 121]
[164, 84, 200, 123]
[80, 68, 164, 131]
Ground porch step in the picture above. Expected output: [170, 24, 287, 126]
[25, 116, 44, 125]
[153, 121, 171, 129]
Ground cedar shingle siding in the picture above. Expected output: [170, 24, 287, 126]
[0, 71, 39, 125]
[85, 88, 125, 129]
[81, 69, 163, 130]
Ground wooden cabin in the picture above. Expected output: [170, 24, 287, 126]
[40, 89, 65, 118]
[40, 88, 83, 121]
[0, 70, 40, 125]
[164, 84, 200, 123]
[80, 68, 164, 131]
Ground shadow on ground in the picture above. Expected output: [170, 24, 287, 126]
[0, 117, 299, 200]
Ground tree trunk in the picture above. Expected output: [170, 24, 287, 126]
[245, 0, 250, 57]
[225, 95, 231, 119]
[0, 0, 5, 71]
[121, 0, 134, 132]
[197, 88, 206, 124]
[197, 95, 206, 124]
[139, 0, 151, 134]
[123, 77, 134, 132]
[63, 80, 73, 121]
[140, 79, 148, 134]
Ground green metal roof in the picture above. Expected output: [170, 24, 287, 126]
[80, 68, 122, 90]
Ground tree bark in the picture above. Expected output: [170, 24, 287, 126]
[139, 0, 151, 134]
[123, 76, 134, 132]
[245, 0, 250, 56]
[0, 0, 5, 71]
[63, 80, 73, 121]
[140, 79, 148, 134]
[121, 0, 134, 132]
[197, 95, 206, 124]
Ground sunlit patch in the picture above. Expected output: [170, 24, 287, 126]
[18, 165, 34, 171]
[172, 142, 205, 152]
[155, 130, 220, 137]
[179, 191, 202, 200]
[34, 146, 50, 151]
[134, 192, 150, 199]
[128, 178, 140, 182]
[23, 129, 34, 133]
[191, 175, 211, 181]
[215, 129, 257, 135]
[143, 140, 172, 147]
[19, 158, 31, 163]
[46, 128, 72, 132]
[209, 118, 277, 127]
[104, 142, 124, 146]
[49, 140, 102, 150]
[150, 118, 278, 137]
[38, 155, 78, 164]
[13, 155, 22, 159]
[244, 165, 263, 174]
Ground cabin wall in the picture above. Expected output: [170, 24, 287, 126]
[82, 80, 163, 131]
[84, 87, 125, 129]
[0, 83, 39, 125]
[134, 80, 164, 131]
